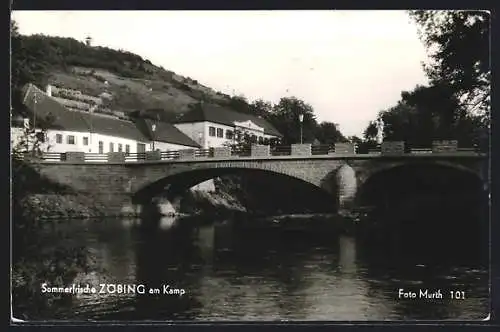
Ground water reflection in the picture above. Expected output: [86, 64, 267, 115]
[26, 214, 489, 321]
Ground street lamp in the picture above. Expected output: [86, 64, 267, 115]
[298, 114, 304, 144]
[151, 123, 156, 151]
[33, 92, 37, 133]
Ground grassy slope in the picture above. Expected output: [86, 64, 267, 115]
[47, 65, 232, 119]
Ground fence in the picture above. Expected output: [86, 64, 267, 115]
[14, 141, 482, 163]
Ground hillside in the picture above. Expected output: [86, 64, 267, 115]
[12, 30, 348, 146]
[12, 33, 241, 121]
[49, 66, 233, 112]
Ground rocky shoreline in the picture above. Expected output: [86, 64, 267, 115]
[17, 190, 247, 221]
[18, 194, 110, 220]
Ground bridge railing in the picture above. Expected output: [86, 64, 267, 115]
[195, 149, 212, 158]
[271, 145, 292, 156]
[312, 144, 334, 155]
[12, 141, 484, 163]
[231, 147, 251, 157]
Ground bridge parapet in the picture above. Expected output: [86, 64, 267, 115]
[381, 141, 405, 155]
[333, 143, 355, 155]
[432, 140, 458, 153]
[213, 147, 231, 158]
[291, 144, 312, 156]
[108, 152, 127, 162]
[18, 141, 485, 164]
[63, 152, 85, 162]
[145, 151, 161, 161]
[179, 149, 196, 160]
[251, 144, 270, 157]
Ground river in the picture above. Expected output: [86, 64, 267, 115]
[15, 211, 489, 322]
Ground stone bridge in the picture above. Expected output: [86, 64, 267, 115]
[31, 144, 488, 216]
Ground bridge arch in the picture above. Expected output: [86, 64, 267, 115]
[132, 166, 341, 214]
[355, 160, 487, 211]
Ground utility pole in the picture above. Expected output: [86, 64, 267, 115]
[32, 92, 37, 155]
[299, 114, 304, 144]
[33, 92, 37, 133]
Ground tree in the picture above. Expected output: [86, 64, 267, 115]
[376, 84, 487, 148]
[269, 97, 318, 145]
[409, 10, 490, 120]
[222, 126, 256, 154]
[363, 121, 379, 142]
[12, 113, 55, 159]
[11, 20, 19, 37]
[249, 99, 273, 118]
[314, 121, 347, 145]
[11, 22, 51, 116]
[377, 101, 420, 145]
[227, 95, 252, 114]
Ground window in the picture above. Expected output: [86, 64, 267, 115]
[125, 144, 130, 154]
[109, 142, 114, 152]
[56, 134, 62, 144]
[216, 128, 223, 138]
[98, 141, 103, 153]
[83, 137, 89, 146]
[209, 126, 216, 137]
[225, 130, 233, 139]
[67, 135, 76, 145]
[118, 143, 123, 152]
[251, 134, 257, 143]
[258, 136, 264, 144]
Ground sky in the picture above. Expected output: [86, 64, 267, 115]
[12, 10, 430, 137]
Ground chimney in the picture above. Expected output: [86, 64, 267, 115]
[46, 84, 52, 97]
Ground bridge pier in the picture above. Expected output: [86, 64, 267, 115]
[336, 165, 358, 214]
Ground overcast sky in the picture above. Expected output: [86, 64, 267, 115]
[12, 10, 430, 137]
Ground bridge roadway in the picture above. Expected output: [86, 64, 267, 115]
[26, 142, 488, 217]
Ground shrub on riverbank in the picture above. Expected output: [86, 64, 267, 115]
[18, 194, 107, 220]
[11, 158, 96, 320]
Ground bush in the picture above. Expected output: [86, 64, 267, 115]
[11, 158, 96, 319]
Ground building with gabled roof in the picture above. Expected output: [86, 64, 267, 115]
[11, 83, 201, 155]
[173, 102, 282, 149]
[135, 118, 201, 150]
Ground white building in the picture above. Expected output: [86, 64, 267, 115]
[173, 102, 282, 149]
[135, 118, 202, 151]
[11, 83, 201, 154]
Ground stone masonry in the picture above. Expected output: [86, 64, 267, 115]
[291, 144, 312, 156]
[251, 144, 270, 157]
[32, 154, 487, 216]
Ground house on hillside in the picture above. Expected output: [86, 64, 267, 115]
[173, 103, 282, 149]
[11, 83, 200, 154]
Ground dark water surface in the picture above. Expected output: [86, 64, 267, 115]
[22, 213, 489, 321]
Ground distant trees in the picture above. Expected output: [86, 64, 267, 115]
[315, 122, 348, 145]
[222, 95, 347, 146]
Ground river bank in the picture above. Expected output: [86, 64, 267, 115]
[16, 189, 248, 221]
